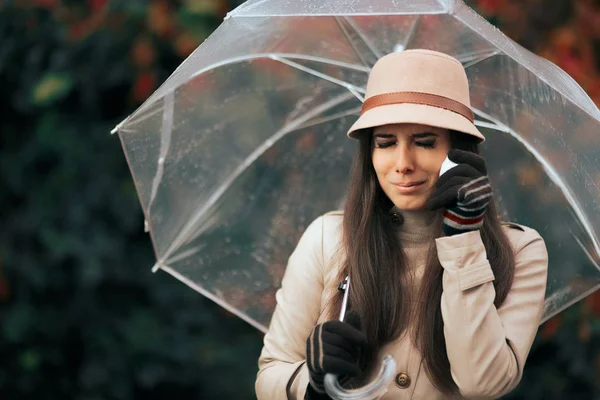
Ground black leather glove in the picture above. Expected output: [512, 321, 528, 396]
[426, 149, 492, 236]
[305, 311, 366, 399]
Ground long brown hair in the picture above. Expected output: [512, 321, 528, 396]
[330, 130, 515, 393]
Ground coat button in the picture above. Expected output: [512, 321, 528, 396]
[390, 211, 404, 224]
[395, 372, 411, 389]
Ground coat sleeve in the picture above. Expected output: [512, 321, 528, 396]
[435, 226, 548, 399]
[255, 216, 326, 399]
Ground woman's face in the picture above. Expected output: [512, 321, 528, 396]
[371, 123, 451, 211]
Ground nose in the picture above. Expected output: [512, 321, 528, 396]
[394, 144, 415, 174]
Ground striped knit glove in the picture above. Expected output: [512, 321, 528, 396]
[305, 311, 366, 399]
[426, 150, 492, 236]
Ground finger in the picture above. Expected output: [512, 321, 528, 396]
[324, 358, 362, 377]
[324, 321, 367, 346]
[327, 344, 359, 364]
[427, 176, 470, 210]
[435, 175, 471, 192]
[343, 311, 361, 331]
[323, 329, 367, 354]
[436, 164, 479, 188]
[458, 177, 492, 204]
[426, 188, 461, 210]
[448, 149, 487, 174]
[436, 164, 482, 187]
[458, 191, 493, 211]
[307, 324, 324, 371]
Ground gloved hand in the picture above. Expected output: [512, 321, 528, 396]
[305, 311, 366, 399]
[426, 149, 492, 236]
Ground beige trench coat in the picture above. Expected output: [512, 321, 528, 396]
[256, 211, 548, 399]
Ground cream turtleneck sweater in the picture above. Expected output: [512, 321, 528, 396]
[392, 208, 439, 263]
[361, 208, 440, 397]
[390, 208, 440, 299]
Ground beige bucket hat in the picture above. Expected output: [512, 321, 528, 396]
[347, 49, 485, 142]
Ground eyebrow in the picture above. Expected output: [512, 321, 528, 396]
[373, 133, 395, 138]
[373, 132, 439, 139]
[412, 132, 439, 139]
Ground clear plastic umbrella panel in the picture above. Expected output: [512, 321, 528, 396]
[115, 0, 600, 336]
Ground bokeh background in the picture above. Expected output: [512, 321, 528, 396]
[2, 0, 600, 399]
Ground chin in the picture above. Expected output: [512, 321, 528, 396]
[391, 197, 427, 211]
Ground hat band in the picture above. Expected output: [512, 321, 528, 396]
[361, 92, 474, 123]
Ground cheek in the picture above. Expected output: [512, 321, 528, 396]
[427, 174, 440, 190]
[371, 153, 389, 177]
[423, 150, 448, 178]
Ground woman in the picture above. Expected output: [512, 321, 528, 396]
[255, 49, 548, 399]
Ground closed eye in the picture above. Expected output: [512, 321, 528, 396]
[415, 140, 436, 149]
[374, 141, 395, 149]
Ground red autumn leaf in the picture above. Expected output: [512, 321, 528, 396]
[131, 37, 156, 68]
[88, 0, 108, 13]
[174, 32, 199, 58]
[148, 0, 176, 38]
[584, 291, 600, 316]
[0, 258, 9, 302]
[539, 315, 561, 340]
[69, 22, 88, 41]
[296, 132, 317, 153]
[33, 0, 58, 8]
[132, 71, 157, 103]
[578, 320, 592, 342]
[257, 291, 276, 311]
[476, 0, 505, 15]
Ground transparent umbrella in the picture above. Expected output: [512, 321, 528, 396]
[114, 0, 600, 396]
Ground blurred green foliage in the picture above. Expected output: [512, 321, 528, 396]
[0, 1, 262, 399]
[1, 0, 600, 399]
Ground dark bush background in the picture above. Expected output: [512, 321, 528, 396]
[1, 0, 600, 399]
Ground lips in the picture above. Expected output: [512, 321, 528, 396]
[391, 181, 426, 194]
[393, 181, 425, 187]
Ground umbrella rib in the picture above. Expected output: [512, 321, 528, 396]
[398, 15, 421, 51]
[452, 9, 600, 121]
[461, 49, 501, 69]
[155, 243, 207, 271]
[295, 106, 362, 132]
[334, 16, 383, 65]
[115, 104, 164, 134]
[571, 231, 600, 273]
[464, 47, 600, 120]
[436, 0, 454, 13]
[147, 92, 175, 214]
[343, 17, 383, 59]
[541, 284, 600, 324]
[348, 87, 365, 102]
[270, 55, 366, 99]
[114, 54, 370, 133]
[472, 107, 600, 261]
[156, 91, 357, 264]
[232, 0, 270, 16]
[334, 16, 371, 67]
[187, 53, 371, 81]
[161, 265, 268, 333]
[473, 120, 507, 132]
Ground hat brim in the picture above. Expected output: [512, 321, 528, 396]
[347, 103, 485, 142]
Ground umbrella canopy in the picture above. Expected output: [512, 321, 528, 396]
[115, 0, 600, 332]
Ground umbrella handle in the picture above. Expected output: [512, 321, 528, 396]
[323, 277, 396, 399]
[323, 355, 397, 400]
